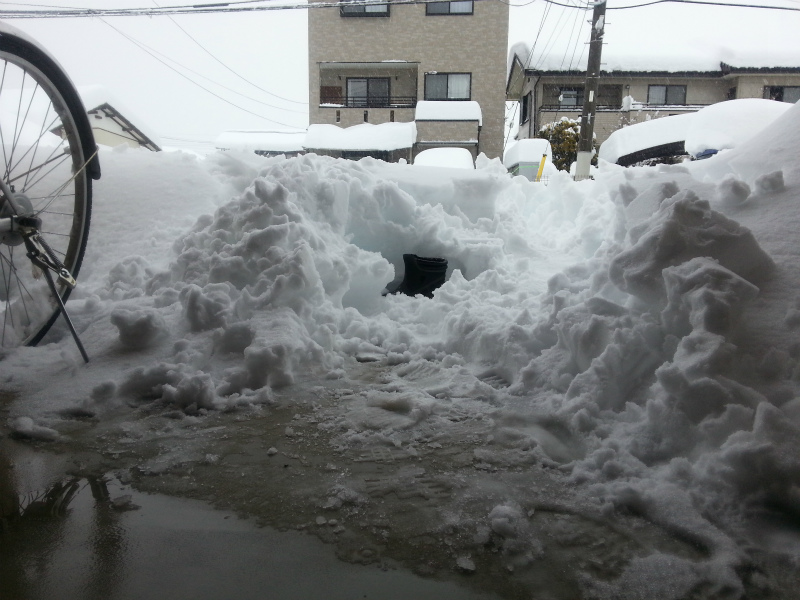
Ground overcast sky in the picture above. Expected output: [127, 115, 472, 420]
[5, 0, 799, 151]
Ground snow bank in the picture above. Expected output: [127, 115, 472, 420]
[4, 101, 800, 598]
[305, 122, 417, 151]
[415, 101, 482, 125]
[413, 147, 474, 169]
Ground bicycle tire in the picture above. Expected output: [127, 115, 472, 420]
[0, 24, 98, 349]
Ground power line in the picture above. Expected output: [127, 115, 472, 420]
[2, 0, 798, 18]
[99, 17, 304, 128]
[153, 0, 307, 105]
[561, 1, 588, 70]
[106, 13, 307, 113]
[539, 0, 800, 10]
[1, 0, 484, 19]
[504, 0, 558, 150]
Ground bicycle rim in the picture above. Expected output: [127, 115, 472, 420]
[0, 46, 91, 349]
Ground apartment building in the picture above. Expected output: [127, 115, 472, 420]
[506, 55, 800, 147]
[307, 0, 509, 161]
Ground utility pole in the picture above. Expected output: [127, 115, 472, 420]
[575, 0, 607, 181]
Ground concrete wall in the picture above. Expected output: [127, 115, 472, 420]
[414, 120, 480, 158]
[308, 0, 508, 159]
[517, 71, 800, 148]
[732, 73, 800, 99]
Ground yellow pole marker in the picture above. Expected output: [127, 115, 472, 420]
[535, 153, 547, 182]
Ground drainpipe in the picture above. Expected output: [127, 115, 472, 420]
[530, 74, 540, 139]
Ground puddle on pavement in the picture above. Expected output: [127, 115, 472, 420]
[0, 442, 500, 600]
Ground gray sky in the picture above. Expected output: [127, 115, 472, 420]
[6, 0, 311, 151]
[5, 0, 799, 151]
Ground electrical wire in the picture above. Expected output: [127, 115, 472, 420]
[540, 0, 800, 10]
[2, 0, 491, 19]
[504, 0, 558, 151]
[107, 7, 308, 112]
[2, 0, 798, 18]
[153, 0, 307, 105]
[561, 1, 589, 70]
[100, 17, 303, 128]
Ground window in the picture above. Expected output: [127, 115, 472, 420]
[559, 87, 584, 108]
[766, 86, 800, 103]
[424, 73, 471, 100]
[346, 77, 390, 107]
[320, 86, 343, 105]
[426, 1, 473, 15]
[521, 92, 531, 124]
[340, 0, 389, 17]
[648, 85, 686, 105]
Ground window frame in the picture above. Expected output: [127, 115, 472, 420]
[424, 72, 472, 101]
[346, 76, 391, 108]
[340, 0, 390, 17]
[521, 92, 532, 124]
[558, 87, 584, 109]
[766, 85, 800, 103]
[647, 84, 687, 106]
[425, 1, 474, 15]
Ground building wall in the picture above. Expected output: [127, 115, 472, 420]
[325, 107, 417, 129]
[732, 73, 800, 98]
[414, 120, 480, 158]
[518, 73, 796, 147]
[308, 0, 508, 159]
[623, 77, 730, 106]
[87, 110, 147, 149]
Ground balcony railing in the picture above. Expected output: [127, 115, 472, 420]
[539, 103, 622, 111]
[320, 95, 417, 108]
[538, 103, 713, 112]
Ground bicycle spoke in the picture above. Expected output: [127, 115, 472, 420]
[0, 61, 9, 181]
[6, 114, 64, 186]
[8, 144, 67, 190]
[1, 246, 36, 343]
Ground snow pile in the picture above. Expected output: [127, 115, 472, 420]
[684, 98, 793, 156]
[415, 101, 483, 125]
[413, 147, 475, 169]
[304, 122, 417, 151]
[214, 129, 307, 153]
[3, 103, 800, 597]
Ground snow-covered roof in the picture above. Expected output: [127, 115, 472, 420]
[415, 101, 482, 125]
[78, 85, 162, 150]
[304, 122, 417, 151]
[215, 130, 306, 152]
[508, 3, 800, 74]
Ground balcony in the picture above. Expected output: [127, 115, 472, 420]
[318, 61, 419, 111]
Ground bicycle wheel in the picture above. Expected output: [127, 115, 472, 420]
[0, 25, 97, 349]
